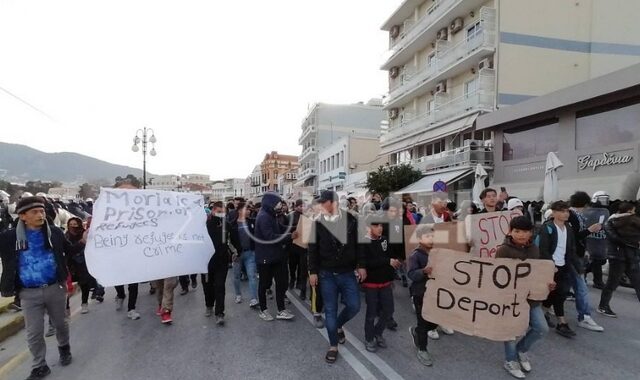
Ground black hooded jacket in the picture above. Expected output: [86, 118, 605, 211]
[605, 213, 640, 261]
[254, 193, 290, 265]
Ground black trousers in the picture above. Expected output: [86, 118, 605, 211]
[115, 283, 139, 312]
[288, 247, 300, 286]
[258, 261, 288, 312]
[179, 274, 198, 290]
[413, 295, 437, 351]
[201, 263, 228, 316]
[292, 245, 309, 296]
[543, 266, 570, 318]
[586, 258, 607, 285]
[599, 258, 640, 307]
[364, 286, 394, 342]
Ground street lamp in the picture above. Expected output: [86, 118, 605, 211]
[131, 127, 157, 189]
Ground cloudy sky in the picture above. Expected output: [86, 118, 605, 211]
[0, 0, 398, 180]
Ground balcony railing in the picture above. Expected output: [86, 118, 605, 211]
[381, 68, 495, 144]
[386, 7, 496, 105]
[298, 125, 317, 144]
[298, 168, 317, 180]
[388, 0, 456, 52]
[393, 144, 493, 173]
[299, 146, 317, 161]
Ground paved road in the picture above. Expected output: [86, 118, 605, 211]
[2, 272, 639, 380]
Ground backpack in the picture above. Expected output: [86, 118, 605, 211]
[533, 224, 553, 247]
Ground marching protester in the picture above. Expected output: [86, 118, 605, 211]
[497, 216, 555, 379]
[288, 199, 308, 299]
[478, 188, 499, 213]
[308, 190, 364, 363]
[65, 217, 94, 314]
[585, 191, 610, 289]
[407, 225, 437, 367]
[0, 196, 73, 380]
[254, 193, 296, 321]
[230, 202, 259, 308]
[598, 202, 640, 317]
[359, 216, 401, 352]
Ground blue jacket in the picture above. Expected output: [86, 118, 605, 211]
[254, 193, 290, 265]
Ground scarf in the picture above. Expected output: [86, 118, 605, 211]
[15, 219, 53, 251]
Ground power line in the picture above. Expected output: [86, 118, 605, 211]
[0, 84, 56, 122]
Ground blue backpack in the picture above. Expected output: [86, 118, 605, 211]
[533, 224, 553, 247]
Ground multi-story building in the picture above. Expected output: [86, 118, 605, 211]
[296, 100, 386, 193]
[224, 178, 246, 198]
[249, 165, 262, 198]
[260, 151, 299, 194]
[380, 0, 640, 202]
[48, 186, 79, 200]
[277, 170, 298, 200]
[180, 174, 210, 188]
[146, 175, 180, 191]
[317, 136, 386, 193]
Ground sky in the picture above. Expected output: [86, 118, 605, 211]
[0, 0, 399, 181]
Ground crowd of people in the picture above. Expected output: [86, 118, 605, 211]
[0, 180, 639, 380]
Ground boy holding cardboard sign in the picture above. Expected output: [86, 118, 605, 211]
[496, 216, 555, 379]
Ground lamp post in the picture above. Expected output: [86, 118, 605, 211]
[131, 127, 157, 189]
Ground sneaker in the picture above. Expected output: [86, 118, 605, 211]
[428, 329, 440, 340]
[156, 305, 163, 316]
[504, 361, 526, 379]
[440, 326, 454, 335]
[365, 339, 378, 352]
[313, 314, 325, 329]
[25, 365, 51, 380]
[45, 325, 56, 337]
[566, 292, 575, 302]
[81, 303, 89, 314]
[417, 350, 433, 367]
[597, 306, 617, 318]
[544, 312, 556, 328]
[578, 315, 604, 332]
[160, 310, 172, 324]
[276, 310, 295, 320]
[517, 352, 531, 373]
[205, 307, 213, 317]
[555, 323, 575, 338]
[387, 318, 398, 331]
[215, 315, 225, 326]
[96, 296, 104, 303]
[375, 335, 387, 348]
[8, 302, 22, 312]
[258, 310, 274, 321]
[409, 326, 419, 349]
[127, 310, 141, 320]
[249, 299, 259, 309]
[235, 295, 242, 304]
[191, 279, 198, 289]
[179, 287, 189, 296]
[58, 344, 72, 366]
[115, 297, 124, 311]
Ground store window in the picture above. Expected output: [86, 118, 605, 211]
[502, 119, 560, 161]
[576, 98, 640, 150]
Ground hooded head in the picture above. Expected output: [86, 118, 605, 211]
[261, 192, 282, 214]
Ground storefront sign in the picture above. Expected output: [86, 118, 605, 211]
[578, 152, 633, 171]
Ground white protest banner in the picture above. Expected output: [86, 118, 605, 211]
[467, 210, 522, 258]
[423, 249, 555, 341]
[85, 188, 214, 287]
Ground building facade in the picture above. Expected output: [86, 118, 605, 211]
[380, 0, 640, 202]
[477, 63, 640, 202]
[260, 151, 299, 194]
[296, 100, 386, 193]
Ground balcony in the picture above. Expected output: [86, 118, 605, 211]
[394, 144, 493, 173]
[382, 0, 489, 70]
[298, 125, 317, 145]
[299, 146, 317, 162]
[298, 168, 317, 181]
[381, 68, 495, 145]
[385, 10, 496, 108]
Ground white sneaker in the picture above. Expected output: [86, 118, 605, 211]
[81, 303, 89, 314]
[127, 310, 141, 320]
[428, 329, 440, 340]
[504, 361, 526, 379]
[115, 298, 124, 311]
[258, 310, 274, 321]
[440, 326, 454, 335]
[578, 315, 604, 332]
[276, 310, 295, 320]
[517, 352, 532, 373]
[249, 299, 259, 308]
[235, 295, 242, 304]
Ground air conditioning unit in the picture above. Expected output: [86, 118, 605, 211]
[478, 58, 492, 71]
[389, 108, 399, 120]
[349, 164, 357, 170]
[389, 66, 400, 79]
[450, 17, 464, 34]
[435, 81, 447, 94]
[390, 25, 400, 39]
[436, 27, 448, 41]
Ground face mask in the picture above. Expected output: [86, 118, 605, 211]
[214, 213, 225, 218]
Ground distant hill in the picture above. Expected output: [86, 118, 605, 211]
[0, 142, 147, 183]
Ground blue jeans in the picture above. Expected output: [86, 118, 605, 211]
[233, 250, 258, 301]
[569, 266, 591, 320]
[319, 270, 361, 347]
[504, 305, 549, 361]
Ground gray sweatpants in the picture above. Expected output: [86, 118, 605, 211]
[20, 284, 70, 369]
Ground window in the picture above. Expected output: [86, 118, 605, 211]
[465, 78, 478, 98]
[339, 151, 344, 166]
[427, 52, 436, 68]
[502, 119, 560, 161]
[427, 99, 435, 114]
[466, 20, 483, 42]
[576, 98, 640, 150]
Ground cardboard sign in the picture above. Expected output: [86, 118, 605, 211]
[292, 215, 313, 249]
[467, 210, 522, 258]
[423, 249, 555, 342]
[85, 188, 214, 287]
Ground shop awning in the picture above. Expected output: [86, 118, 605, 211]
[558, 173, 640, 202]
[395, 168, 472, 195]
[490, 181, 544, 202]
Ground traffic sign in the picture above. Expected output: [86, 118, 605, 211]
[433, 180, 447, 193]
